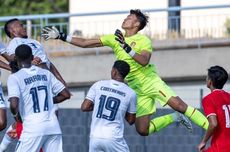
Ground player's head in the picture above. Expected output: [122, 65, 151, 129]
[122, 9, 149, 31]
[112, 60, 130, 80]
[4, 18, 27, 38]
[207, 65, 228, 89]
[15, 44, 33, 64]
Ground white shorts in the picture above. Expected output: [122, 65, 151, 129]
[15, 134, 63, 152]
[89, 137, 130, 152]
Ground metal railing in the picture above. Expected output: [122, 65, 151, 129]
[0, 4, 230, 53]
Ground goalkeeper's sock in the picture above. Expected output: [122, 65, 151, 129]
[185, 106, 209, 130]
[148, 113, 176, 134]
[0, 125, 14, 151]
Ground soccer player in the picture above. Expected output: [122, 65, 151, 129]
[7, 44, 70, 152]
[3, 18, 67, 86]
[42, 9, 209, 136]
[0, 18, 70, 151]
[81, 60, 136, 152]
[198, 66, 230, 152]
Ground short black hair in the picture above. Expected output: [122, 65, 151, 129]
[208, 65, 228, 89]
[15, 44, 32, 61]
[130, 9, 149, 31]
[113, 60, 130, 78]
[4, 18, 19, 38]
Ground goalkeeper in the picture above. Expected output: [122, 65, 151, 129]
[42, 9, 209, 136]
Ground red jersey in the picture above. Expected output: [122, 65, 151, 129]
[202, 89, 230, 152]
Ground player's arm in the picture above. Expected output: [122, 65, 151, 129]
[131, 51, 151, 66]
[0, 108, 6, 131]
[81, 99, 94, 112]
[9, 97, 22, 123]
[1, 53, 14, 62]
[41, 26, 102, 48]
[198, 115, 217, 151]
[53, 88, 71, 104]
[49, 62, 67, 86]
[0, 59, 11, 71]
[114, 29, 151, 66]
[125, 112, 135, 125]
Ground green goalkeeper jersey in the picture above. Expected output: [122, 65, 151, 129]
[100, 33, 155, 82]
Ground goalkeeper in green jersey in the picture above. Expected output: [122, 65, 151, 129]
[42, 9, 209, 136]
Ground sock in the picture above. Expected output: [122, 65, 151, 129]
[0, 125, 14, 151]
[185, 106, 209, 130]
[148, 114, 175, 134]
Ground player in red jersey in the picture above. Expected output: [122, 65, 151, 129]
[198, 65, 230, 152]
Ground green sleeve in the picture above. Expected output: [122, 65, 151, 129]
[140, 36, 153, 53]
[100, 34, 116, 48]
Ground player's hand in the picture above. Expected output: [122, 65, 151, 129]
[42, 26, 67, 41]
[7, 128, 17, 139]
[114, 29, 132, 53]
[32, 56, 42, 65]
[197, 142, 206, 152]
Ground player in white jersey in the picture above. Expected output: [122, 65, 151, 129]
[7, 44, 70, 152]
[81, 60, 136, 152]
[0, 19, 69, 152]
[3, 18, 66, 85]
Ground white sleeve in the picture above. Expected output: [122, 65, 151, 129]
[6, 40, 18, 55]
[7, 75, 20, 98]
[0, 41, 6, 54]
[50, 72, 65, 95]
[127, 91, 137, 114]
[85, 82, 98, 103]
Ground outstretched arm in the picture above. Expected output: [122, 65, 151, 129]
[42, 26, 102, 48]
[49, 62, 67, 86]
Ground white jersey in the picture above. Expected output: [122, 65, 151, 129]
[6, 37, 49, 64]
[7, 65, 65, 138]
[86, 79, 136, 139]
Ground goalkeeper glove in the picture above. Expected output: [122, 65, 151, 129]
[42, 26, 68, 42]
[114, 29, 132, 53]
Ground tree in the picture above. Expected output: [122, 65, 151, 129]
[0, 0, 68, 16]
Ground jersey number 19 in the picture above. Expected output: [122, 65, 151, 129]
[96, 95, 120, 121]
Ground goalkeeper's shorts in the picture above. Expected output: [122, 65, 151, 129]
[128, 75, 176, 117]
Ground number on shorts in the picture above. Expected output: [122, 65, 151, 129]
[223, 104, 230, 128]
[30, 85, 48, 113]
[96, 95, 120, 121]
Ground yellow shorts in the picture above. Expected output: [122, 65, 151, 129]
[128, 75, 176, 117]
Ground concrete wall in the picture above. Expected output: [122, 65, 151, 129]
[2, 45, 229, 85]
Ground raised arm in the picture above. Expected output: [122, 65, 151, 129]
[114, 29, 151, 66]
[42, 26, 102, 48]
